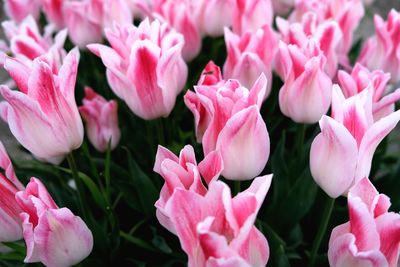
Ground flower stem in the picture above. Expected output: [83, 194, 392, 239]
[297, 124, 306, 156]
[234, 181, 241, 195]
[308, 196, 335, 267]
[66, 153, 88, 219]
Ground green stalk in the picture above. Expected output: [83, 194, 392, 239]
[234, 181, 241, 195]
[297, 124, 306, 156]
[308, 196, 335, 267]
[66, 153, 88, 219]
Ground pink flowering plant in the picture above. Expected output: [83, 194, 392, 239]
[0, 0, 400, 266]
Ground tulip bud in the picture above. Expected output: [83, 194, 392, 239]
[275, 40, 332, 123]
[79, 87, 121, 152]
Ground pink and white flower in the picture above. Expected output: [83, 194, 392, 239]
[154, 145, 223, 234]
[232, 0, 273, 35]
[2, 15, 67, 67]
[15, 178, 93, 267]
[79, 87, 121, 152]
[168, 175, 273, 267]
[289, 0, 364, 61]
[328, 178, 400, 267]
[3, 0, 41, 23]
[277, 12, 342, 78]
[337, 63, 400, 121]
[275, 40, 332, 123]
[358, 9, 400, 84]
[88, 19, 187, 120]
[184, 72, 270, 180]
[224, 24, 278, 96]
[0, 48, 84, 164]
[310, 85, 400, 198]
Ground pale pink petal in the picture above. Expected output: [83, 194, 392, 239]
[216, 106, 269, 180]
[310, 116, 358, 198]
[356, 110, 400, 183]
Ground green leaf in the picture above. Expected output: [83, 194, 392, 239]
[123, 148, 158, 216]
[55, 167, 106, 210]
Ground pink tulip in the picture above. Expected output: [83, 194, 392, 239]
[277, 12, 342, 78]
[338, 63, 400, 121]
[0, 48, 84, 164]
[168, 175, 273, 267]
[2, 15, 67, 65]
[232, 0, 273, 35]
[88, 19, 188, 120]
[184, 61, 223, 142]
[290, 0, 364, 59]
[328, 178, 400, 267]
[101, 0, 133, 30]
[310, 85, 400, 198]
[15, 178, 93, 267]
[275, 40, 332, 123]
[358, 9, 400, 84]
[197, 60, 224, 86]
[0, 141, 24, 251]
[195, 0, 234, 37]
[224, 25, 278, 97]
[3, 0, 41, 23]
[42, 0, 65, 29]
[63, 0, 103, 48]
[79, 87, 121, 152]
[153, 145, 223, 234]
[184, 73, 270, 180]
[152, 0, 201, 61]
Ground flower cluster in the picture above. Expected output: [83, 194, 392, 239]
[0, 0, 399, 266]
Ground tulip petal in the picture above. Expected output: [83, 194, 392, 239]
[375, 212, 400, 267]
[310, 116, 358, 198]
[216, 106, 269, 180]
[34, 208, 93, 267]
[356, 110, 400, 182]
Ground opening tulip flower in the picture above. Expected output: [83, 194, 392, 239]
[310, 85, 400, 198]
[154, 145, 223, 234]
[328, 178, 400, 267]
[277, 12, 342, 78]
[337, 63, 400, 121]
[184, 70, 270, 180]
[79, 86, 121, 152]
[15, 178, 93, 267]
[224, 24, 277, 97]
[167, 175, 273, 267]
[88, 18, 188, 120]
[0, 48, 84, 164]
[358, 9, 400, 84]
